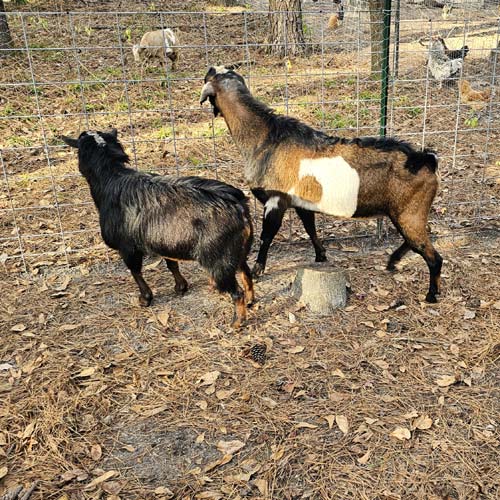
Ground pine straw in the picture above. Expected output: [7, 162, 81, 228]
[1, 231, 499, 500]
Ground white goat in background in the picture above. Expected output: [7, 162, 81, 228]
[132, 28, 178, 71]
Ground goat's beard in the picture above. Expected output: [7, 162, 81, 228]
[209, 96, 222, 117]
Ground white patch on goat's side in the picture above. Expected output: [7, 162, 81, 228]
[289, 157, 360, 217]
[264, 196, 280, 217]
[87, 131, 106, 147]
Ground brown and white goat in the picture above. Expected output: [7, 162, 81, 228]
[200, 66, 443, 303]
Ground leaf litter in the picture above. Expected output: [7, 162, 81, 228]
[1, 230, 499, 499]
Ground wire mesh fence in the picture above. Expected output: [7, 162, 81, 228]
[0, 2, 499, 273]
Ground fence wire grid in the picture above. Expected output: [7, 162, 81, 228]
[0, 2, 499, 273]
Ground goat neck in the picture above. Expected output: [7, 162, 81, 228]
[216, 89, 270, 184]
[78, 146, 130, 208]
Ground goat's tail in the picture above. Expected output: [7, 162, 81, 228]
[407, 149, 439, 174]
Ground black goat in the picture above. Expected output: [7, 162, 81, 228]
[61, 129, 254, 327]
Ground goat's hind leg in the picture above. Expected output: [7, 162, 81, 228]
[387, 241, 411, 271]
[392, 216, 443, 303]
[165, 258, 188, 295]
[424, 246, 443, 303]
[120, 250, 153, 306]
[295, 207, 327, 262]
[211, 266, 246, 328]
[239, 261, 255, 307]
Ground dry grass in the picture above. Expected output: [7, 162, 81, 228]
[1, 232, 499, 499]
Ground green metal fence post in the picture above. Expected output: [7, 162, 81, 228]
[377, 0, 392, 240]
[380, 0, 392, 137]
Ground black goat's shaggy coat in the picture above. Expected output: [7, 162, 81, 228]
[62, 130, 254, 327]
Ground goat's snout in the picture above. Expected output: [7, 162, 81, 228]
[200, 82, 215, 104]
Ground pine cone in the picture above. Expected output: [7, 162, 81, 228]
[250, 343, 267, 365]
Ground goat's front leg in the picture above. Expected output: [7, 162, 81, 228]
[295, 207, 327, 262]
[165, 258, 188, 295]
[253, 193, 288, 277]
[120, 250, 153, 306]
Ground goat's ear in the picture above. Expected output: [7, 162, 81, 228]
[60, 135, 79, 148]
[109, 128, 118, 139]
[200, 81, 215, 104]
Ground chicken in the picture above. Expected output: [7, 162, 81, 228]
[440, 37, 469, 60]
[459, 80, 492, 110]
[328, 14, 339, 30]
[427, 37, 463, 87]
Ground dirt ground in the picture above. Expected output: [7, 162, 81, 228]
[1, 230, 499, 499]
[1, 0, 500, 499]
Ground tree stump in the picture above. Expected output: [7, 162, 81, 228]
[291, 264, 347, 314]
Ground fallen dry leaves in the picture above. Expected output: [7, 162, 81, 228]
[216, 440, 245, 455]
[0, 465, 8, 479]
[90, 444, 102, 461]
[391, 427, 411, 440]
[412, 415, 433, 431]
[357, 449, 372, 465]
[436, 375, 458, 387]
[336, 415, 349, 434]
[323, 414, 335, 429]
[197, 371, 221, 386]
[84, 470, 117, 490]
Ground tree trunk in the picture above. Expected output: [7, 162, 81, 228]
[0, 0, 13, 56]
[268, 0, 306, 57]
[291, 264, 347, 314]
[369, 0, 384, 75]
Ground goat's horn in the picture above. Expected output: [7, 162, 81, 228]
[418, 37, 429, 47]
[200, 82, 215, 104]
[225, 61, 244, 71]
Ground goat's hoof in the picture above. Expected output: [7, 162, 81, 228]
[315, 254, 327, 263]
[231, 318, 243, 329]
[425, 293, 438, 303]
[387, 263, 396, 272]
[139, 295, 153, 307]
[175, 282, 188, 295]
[251, 263, 265, 278]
